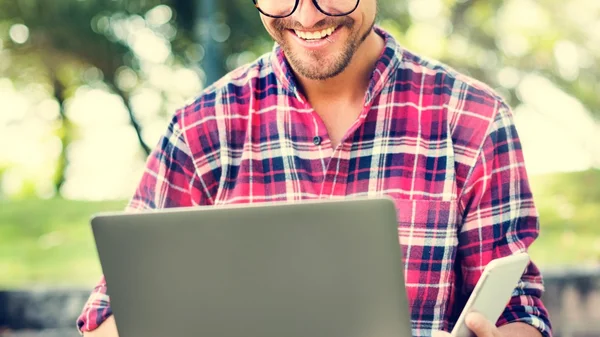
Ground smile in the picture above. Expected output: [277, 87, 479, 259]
[293, 26, 338, 41]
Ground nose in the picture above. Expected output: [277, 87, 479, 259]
[292, 0, 328, 28]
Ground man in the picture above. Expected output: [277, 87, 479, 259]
[77, 0, 553, 336]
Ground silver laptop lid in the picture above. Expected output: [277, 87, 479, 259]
[91, 197, 412, 337]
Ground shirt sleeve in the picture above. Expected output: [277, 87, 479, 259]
[76, 112, 199, 333]
[456, 103, 553, 337]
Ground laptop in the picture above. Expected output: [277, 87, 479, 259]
[90, 197, 413, 337]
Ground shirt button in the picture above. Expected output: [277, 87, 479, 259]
[313, 136, 322, 146]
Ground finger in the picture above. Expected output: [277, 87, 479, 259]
[466, 312, 497, 337]
[432, 331, 452, 337]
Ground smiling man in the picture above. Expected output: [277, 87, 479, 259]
[77, 0, 552, 336]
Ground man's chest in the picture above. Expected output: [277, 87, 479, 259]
[212, 102, 458, 205]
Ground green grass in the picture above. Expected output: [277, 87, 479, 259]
[528, 169, 600, 265]
[0, 169, 598, 288]
[0, 198, 127, 289]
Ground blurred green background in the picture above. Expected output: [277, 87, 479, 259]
[0, 0, 599, 290]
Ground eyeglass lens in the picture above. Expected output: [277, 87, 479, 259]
[255, 0, 359, 18]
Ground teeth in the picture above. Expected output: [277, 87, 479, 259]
[294, 26, 336, 40]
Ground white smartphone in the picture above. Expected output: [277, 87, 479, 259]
[450, 252, 530, 337]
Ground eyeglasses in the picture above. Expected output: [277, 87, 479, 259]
[253, 0, 360, 18]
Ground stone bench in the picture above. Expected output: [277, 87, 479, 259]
[0, 290, 90, 337]
[541, 266, 600, 337]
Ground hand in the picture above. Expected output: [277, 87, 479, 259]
[433, 312, 501, 337]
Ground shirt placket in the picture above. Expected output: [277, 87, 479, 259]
[318, 102, 375, 198]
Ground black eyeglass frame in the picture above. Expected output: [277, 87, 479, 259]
[253, 0, 361, 18]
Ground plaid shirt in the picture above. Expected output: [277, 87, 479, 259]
[77, 27, 552, 337]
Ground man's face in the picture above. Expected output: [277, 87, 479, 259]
[260, 0, 377, 80]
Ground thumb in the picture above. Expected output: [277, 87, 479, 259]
[466, 312, 495, 336]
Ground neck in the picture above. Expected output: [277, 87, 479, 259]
[295, 28, 385, 105]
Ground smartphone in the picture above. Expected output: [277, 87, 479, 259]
[450, 252, 530, 337]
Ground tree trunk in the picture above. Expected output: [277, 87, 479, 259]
[50, 72, 70, 195]
[113, 85, 152, 156]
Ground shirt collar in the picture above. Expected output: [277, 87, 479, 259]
[269, 25, 403, 106]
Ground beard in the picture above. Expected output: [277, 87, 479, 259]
[269, 17, 374, 80]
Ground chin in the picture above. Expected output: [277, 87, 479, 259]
[298, 66, 343, 81]
[291, 58, 336, 78]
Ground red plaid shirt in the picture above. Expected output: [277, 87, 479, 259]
[77, 27, 552, 337]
